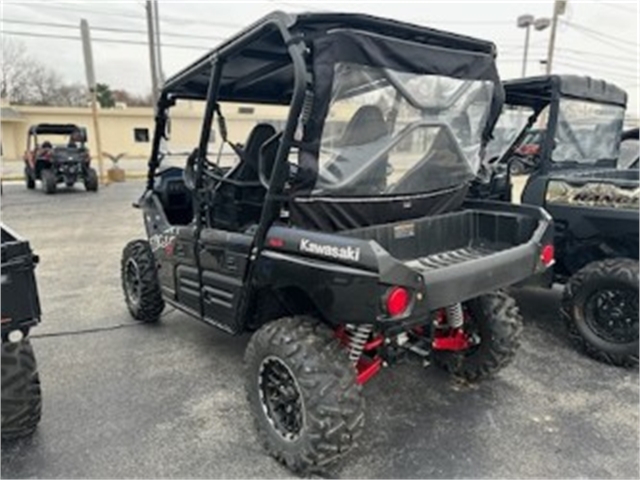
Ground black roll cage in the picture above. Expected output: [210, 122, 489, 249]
[496, 75, 627, 173]
[145, 11, 503, 253]
[146, 12, 307, 255]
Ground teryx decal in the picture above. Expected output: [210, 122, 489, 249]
[149, 227, 177, 255]
[299, 238, 361, 262]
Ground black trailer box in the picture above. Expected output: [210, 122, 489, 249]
[1, 225, 41, 335]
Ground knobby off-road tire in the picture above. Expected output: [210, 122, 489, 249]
[84, 167, 99, 192]
[562, 258, 639, 367]
[1, 339, 42, 440]
[121, 240, 164, 322]
[244, 316, 365, 475]
[433, 290, 523, 381]
[24, 167, 35, 190]
[41, 169, 56, 194]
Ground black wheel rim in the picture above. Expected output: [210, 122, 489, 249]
[258, 356, 304, 441]
[584, 287, 639, 344]
[125, 258, 142, 307]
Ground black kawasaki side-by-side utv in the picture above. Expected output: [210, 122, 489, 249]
[23, 123, 99, 194]
[472, 75, 638, 367]
[121, 12, 553, 474]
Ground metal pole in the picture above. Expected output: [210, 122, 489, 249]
[546, 0, 566, 74]
[153, 0, 164, 85]
[522, 25, 531, 77]
[145, 0, 159, 104]
[80, 19, 107, 186]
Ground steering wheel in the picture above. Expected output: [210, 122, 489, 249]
[183, 148, 225, 190]
[508, 153, 539, 175]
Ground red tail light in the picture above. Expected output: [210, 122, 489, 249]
[385, 286, 410, 317]
[540, 244, 555, 267]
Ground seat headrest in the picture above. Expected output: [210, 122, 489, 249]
[339, 105, 388, 147]
[244, 123, 277, 171]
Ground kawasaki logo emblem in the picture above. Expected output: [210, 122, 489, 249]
[299, 239, 361, 262]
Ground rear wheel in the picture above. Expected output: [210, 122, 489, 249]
[433, 291, 523, 381]
[24, 167, 35, 190]
[244, 316, 365, 475]
[84, 168, 98, 192]
[1, 339, 42, 440]
[41, 169, 56, 194]
[562, 259, 639, 367]
[121, 240, 164, 322]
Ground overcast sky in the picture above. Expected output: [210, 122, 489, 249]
[2, 0, 638, 120]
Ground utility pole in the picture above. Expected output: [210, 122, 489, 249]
[152, 0, 164, 85]
[145, 0, 159, 104]
[546, 0, 567, 74]
[80, 19, 106, 186]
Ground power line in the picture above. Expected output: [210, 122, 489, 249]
[10, 2, 147, 20]
[1, 18, 223, 42]
[553, 57, 636, 76]
[553, 59, 638, 81]
[596, 1, 638, 14]
[9, 2, 245, 30]
[561, 19, 638, 50]
[2, 30, 212, 51]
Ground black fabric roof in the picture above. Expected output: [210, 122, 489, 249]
[503, 75, 627, 109]
[28, 124, 82, 135]
[162, 11, 498, 103]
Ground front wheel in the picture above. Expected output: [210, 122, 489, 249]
[1, 339, 42, 440]
[244, 316, 365, 475]
[24, 167, 35, 190]
[121, 240, 164, 322]
[84, 167, 99, 192]
[41, 169, 57, 194]
[433, 291, 523, 381]
[562, 259, 639, 367]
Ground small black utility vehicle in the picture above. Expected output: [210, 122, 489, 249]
[121, 12, 553, 473]
[23, 123, 98, 194]
[473, 75, 638, 366]
[1, 225, 43, 439]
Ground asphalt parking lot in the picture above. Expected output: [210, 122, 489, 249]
[1, 180, 638, 479]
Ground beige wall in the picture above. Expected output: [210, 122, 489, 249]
[0, 101, 291, 162]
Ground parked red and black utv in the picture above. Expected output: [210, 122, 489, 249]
[23, 123, 99, 194]
[472, 75, 638, 367]
[121, 12, 553, 474]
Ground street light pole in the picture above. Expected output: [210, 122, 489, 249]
[518, 14, 551, 78]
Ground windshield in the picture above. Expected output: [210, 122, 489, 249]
[553, 99, 624, 163]
[313, 63, 494, 196]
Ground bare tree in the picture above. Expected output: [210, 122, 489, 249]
[55, 84, 89, 107]
[1, 38, 33, 103]
[1, 39, 89, 106]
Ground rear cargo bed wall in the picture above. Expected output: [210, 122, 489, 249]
[344, 210, 538, 260]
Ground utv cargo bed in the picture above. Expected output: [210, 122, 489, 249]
[344, 201, 553, 309]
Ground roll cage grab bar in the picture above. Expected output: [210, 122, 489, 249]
[145, 12, 308, 249]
